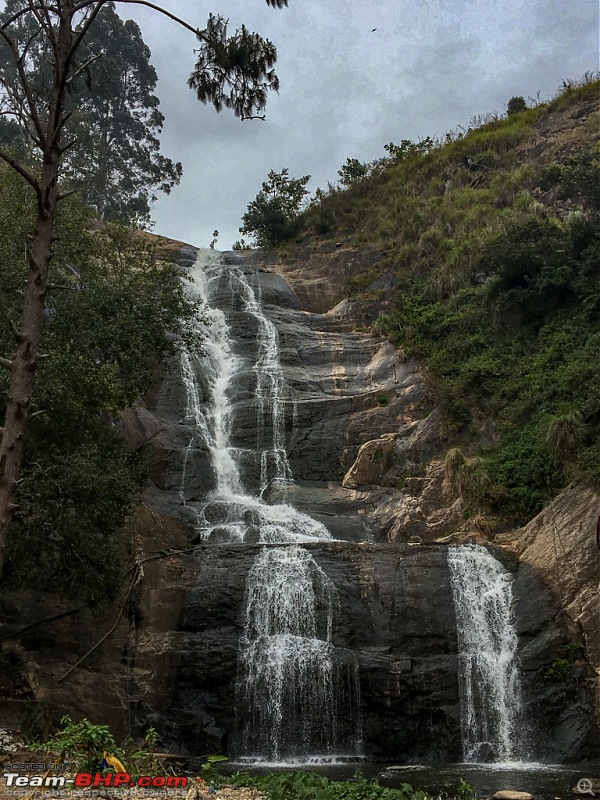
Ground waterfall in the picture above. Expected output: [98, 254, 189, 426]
[179, 250, 361, 762]
[180, 255, 245, 501]
[229, 267, 293, 497]
[448, 544, 525, 763]
[238, 547, 361, 762]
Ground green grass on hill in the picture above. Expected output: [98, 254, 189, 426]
[297, 80, 600, 526]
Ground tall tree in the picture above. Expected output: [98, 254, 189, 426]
[0, 1, 183, 222]
[65, 3, 183, 221]
[240, 167, 310, 247]
[0, 0, 289, 577]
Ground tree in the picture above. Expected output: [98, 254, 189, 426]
[65, 3, 184, 221]
[0, 168, 201, 600]
[240, 167, 310, 247]
[507, 96, 527, 115]
[337, 157, 369, 187]
[0, 1, 183, 222]
[0, 0, 290, 577]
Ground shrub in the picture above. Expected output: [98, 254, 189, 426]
[507, 96, 527, 115]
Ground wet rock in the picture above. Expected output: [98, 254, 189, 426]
[493, 792, 533, 800]
[497, 483, 600, 758]
[204, 503, 230, 524]
[243, 509, 261, 526]
[243, 525, 261, 543]
[207, 527, 231, 543]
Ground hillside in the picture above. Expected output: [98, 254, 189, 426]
[260, 80, 600, 528]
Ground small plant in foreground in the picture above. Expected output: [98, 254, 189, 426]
[31, 716, 122, 772]
[228, 770, 433, 800]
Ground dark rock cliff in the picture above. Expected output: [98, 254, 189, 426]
[0, 243, 596, 764]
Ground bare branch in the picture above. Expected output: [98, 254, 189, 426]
[73, 0, 203, 39]
[10, 322, 25, 344]
[0, 29, 46, 146]
[62, 0, 112, 92]
[0, 148, 41, 195]
[18, 25, 43, 65]
[65, 52, 103, 84]
[33, 2, 58, 51]
[48, 110, 73, 150]
[58, 137, 77, 155]
[1, 6, 38, 31]
[0, 358, 12, 372]
[56, 187, 79, 202]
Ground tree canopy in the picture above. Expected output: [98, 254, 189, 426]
[239, 167, 310, 247]
[0, 1, 183, 222]
[0, 168, 200, 600]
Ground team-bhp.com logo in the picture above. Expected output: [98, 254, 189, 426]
[4, 772, 188, 789]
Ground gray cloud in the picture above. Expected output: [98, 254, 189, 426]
[120, 0, 599, 248]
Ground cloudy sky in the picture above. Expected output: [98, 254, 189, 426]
[122, 0, 599, 249]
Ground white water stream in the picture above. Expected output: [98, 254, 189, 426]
[448, 545, 525, 763]
[179, 250, 361, 762]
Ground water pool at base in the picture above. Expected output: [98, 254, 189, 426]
[226, 761, 600, 800]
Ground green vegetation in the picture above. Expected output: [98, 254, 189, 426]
[227, 771, 478, 800]
[229, 770, 445, 800]
[0, 169, 199, 601]
[0, 1, 182, 224]
[507, 96, 527, 115]
[544, 642, 584, 682]
[239, 168, 311, 247]
[290, 78, 600, 526]
[0, 0, 291, 581]
[31, 715, 123, 771]
[31, 717, 164, 774]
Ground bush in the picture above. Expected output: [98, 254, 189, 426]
[240, 168, 310, 247]
[507, 96, 527, 115]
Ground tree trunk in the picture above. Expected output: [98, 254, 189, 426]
[0, 2, 73, 576]
[0, 159, 59, 575]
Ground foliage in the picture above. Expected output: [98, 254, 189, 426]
[0, 0, 290, 573]
[31, 716, 122, 772]
[545, 410, 586, 466]
[0, 1, 182, 224]
[544, 642, 583, 682]
[540, 147, 600, 210]
[240, 168, 310, 247]
[507, 96, 527, 115]
[122, 727, 160, 776]
[200, 754, 230, 782]
[32, 717, 166, 775]
[290, 79, 600, 526]
[188, 12, 279, 120]
[229, 770, 432, 800]
[338, 158, 370, 187]
[0, 170, 200, 600]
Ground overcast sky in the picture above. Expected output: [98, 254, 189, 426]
[122, 0, 599, 249]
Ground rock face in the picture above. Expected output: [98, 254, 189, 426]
[0, 537, 594, 761]
[497, 484, 600, 759]
[137, 251, 455, 545]
[65, 541, 592, 763]
[0, 244, 597, 765]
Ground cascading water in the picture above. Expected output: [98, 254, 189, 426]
[447, 544, 525, 763]
[230, 268, 293, 497]
[179, 250, 361, 762]
[238, 547, 362, 762]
